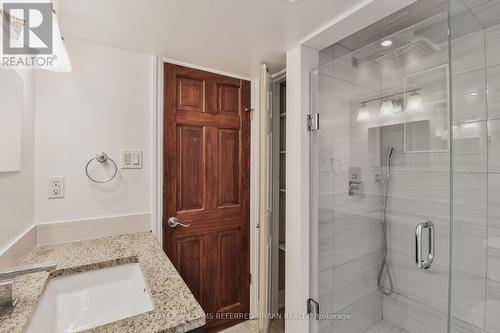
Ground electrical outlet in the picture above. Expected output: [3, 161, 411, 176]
[48, 176, 65, 199]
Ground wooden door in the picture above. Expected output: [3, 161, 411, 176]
[163, 64, 251, 332]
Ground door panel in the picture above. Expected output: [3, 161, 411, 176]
[176, 236, 204, 302]
[176, 77, 205, 112]
[163, 64, 250, 332]
[177, 126, 204, 211]
[219, 129, 240, 206]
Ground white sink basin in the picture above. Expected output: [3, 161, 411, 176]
[26, 263, 154, 333]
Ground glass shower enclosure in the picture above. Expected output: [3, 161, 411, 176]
[310, 0, 500, 332]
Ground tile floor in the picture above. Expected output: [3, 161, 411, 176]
[362, 319, 409, 333]
[220, 318, 285, 333]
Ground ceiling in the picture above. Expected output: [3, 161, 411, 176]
[58, 0, 367, 79]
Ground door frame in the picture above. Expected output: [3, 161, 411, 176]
[152, 57, 261, 317]
[270, 70, 286, 315]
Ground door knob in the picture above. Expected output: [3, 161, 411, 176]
[168, 217, 191, 228]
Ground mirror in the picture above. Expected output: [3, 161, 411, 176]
[404, 64, 450, 153]
[0, 69, 23, 172]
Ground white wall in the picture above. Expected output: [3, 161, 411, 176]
[0, 70, 36, 253]
[34, 39, 155, 225]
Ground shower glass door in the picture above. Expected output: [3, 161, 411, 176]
[309, 1, 454, 332]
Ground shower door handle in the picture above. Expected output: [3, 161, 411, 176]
[415, 220, 434, 270]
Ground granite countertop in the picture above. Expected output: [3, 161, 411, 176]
[0, 232, 206, 333]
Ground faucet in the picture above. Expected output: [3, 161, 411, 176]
[0, 262, 57, 309]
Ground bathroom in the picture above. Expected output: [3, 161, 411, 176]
[1, 0, 500, 333]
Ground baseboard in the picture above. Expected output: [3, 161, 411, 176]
[0, 226, 37, 269]
[36, 213, 151, 246]
[278, 289, 285, 309]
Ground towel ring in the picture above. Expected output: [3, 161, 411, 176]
[85, 152, 118, 184]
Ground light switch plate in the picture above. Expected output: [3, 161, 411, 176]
[48, 176, 65, 199]
[121, 150, 143, 169]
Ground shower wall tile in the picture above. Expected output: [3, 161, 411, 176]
[488, 226, 500, 282]
[318, 221, 333, 272]
[332, 193, 381, 220]
[453, 120, 488, 173]
[462, 0, 492, 9]
[318, 193, 334, 223]
[474, 2, 500, 30]
[485, 279, 500, 333]
[488, 65, 500, 120]
[389, 251, 449, 313]
[486, 24, 500, 68]
[383, 292, 448, 333]
[390, 171, 450, 204]
[452, 69, 487, 123]
[451, 270, 487, 329]
[450, 317, 484, 333]
[488, 119, 500, 173]
[389, 251, 485, 329]
[489, 175, 500, 228]
[452, 221, 487, 277]
[452, 29, 485, 75]
[453, 173, 488, 226]
[318, 318, 332, 333]
[333, 291, 382, 333]
[389, 171, 450, 220]
[319, 267, 333, 297]
[332, 251, 381, 313]
[332, 214, 382, 267]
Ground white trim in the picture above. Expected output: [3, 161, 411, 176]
[299, 0, 374, 46]
[153, 56, 164, 245]
[0, 225, 37, 269]
[250, 79, 260, 317]
[154, 59, 260, 317]
[160, 57, 252, 81]
[271, 69, 286, 80]
[301, 0, 416, 51]
[285, 45, 318, 333]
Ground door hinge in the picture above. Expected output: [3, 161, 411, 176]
[245, 108, 255, 120]
[307, 298, 320, 320]
[307, 113, 320, 131]
[249, 273, 252, 284]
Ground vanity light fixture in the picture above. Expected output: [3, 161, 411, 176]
[393, 100, 403, 113]
[380, 99, 394, 116]
[357, 103, 371, 122]
[359, 89, 421, 116]
[406, 91, 423, 112]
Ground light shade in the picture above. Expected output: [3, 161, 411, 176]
[380, 100, 394, 116]
[357, 104, 371, 122]
[393, 100, 403, 113]
[406, 92, 423, 112]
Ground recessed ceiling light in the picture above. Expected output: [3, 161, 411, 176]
[381, 40, 393, 47]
